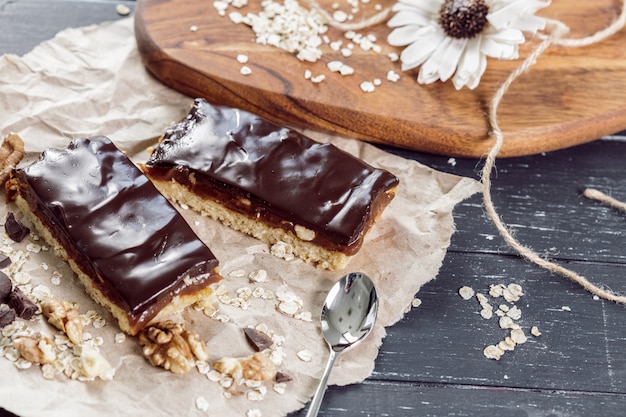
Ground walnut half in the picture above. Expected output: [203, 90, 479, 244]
[14, 334, 56, 365]
[41, 298, 83, 345]
[138, 320, 209, 374]
[213, 352, 277, 381]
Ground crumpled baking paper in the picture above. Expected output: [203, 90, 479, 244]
[0, 17, 480, 417]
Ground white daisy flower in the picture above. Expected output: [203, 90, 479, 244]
[387, 0, 551, 89]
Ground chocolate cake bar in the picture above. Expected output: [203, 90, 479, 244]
[6, 137, 222, 335]
[143, 99, 399, 270]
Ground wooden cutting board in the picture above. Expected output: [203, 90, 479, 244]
[134, 0, 626, 157]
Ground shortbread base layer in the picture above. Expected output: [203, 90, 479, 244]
[13, 194, 218, 336]
[150, 178, 353, 270]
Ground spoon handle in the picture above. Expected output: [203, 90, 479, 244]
[305, 349, 339, 417]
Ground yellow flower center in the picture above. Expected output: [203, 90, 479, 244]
[438, 0, 489, 39]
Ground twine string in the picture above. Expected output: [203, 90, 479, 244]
[483, 1, 626, 303]
[306, 0, 626, 302]
[583, 188, 626, 213]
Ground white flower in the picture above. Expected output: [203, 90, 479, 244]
[387, 0, 551, 89]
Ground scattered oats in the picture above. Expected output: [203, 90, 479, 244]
[498, 304, 509, 313]
[510, 328, 527, 344]
[327, 60, 344, 72]
[329, 40, 342, 50]
[249, 269, 268, 283]
[386, 70, 400, 82]
[360, 81, 375, 92]
[489, 284, 505, 298]
[179, 203, 189, 210]
[447, 157, 457, 166]
[229, 11, 244, 23]
[196, 360, 211, 375]
[190, 25, 199, 32]
[561, 306, 571, 312]
[273, 382, 287, 394]
[114, 333, 126, 344]
[278, 301, 299, 316]
[480, 308, 493, 320]
[304, 69, 312, 80]
[92, 317, 106, 329]
[252, 287, 266, 298]
[196, 396, 210, 412]
[475, 293, 488, 305]
[373, 78, 382, 86]
[247, 409, 262, 417]
[593, 295, 600, 301]
[294, 311, 312, 321]
[498, 338, 516, 351]
[271, 241, 294, 260]
[339, 64, 354, 75]
[503, 284, 524, 302]
[507, 306, 522, 320]
[310, 74, 326, 83]
[240, 65, 252, 75]
[237, 54, 249, 64]
[31, 284, 52, 302]
[14, 357, 32, 370]
[50, 273, 61, 286]
[296, 349, 312, 362]
[333, 10, 348, 22]
[340, 48, 353, 57]
[495, 309, 506, 317]
[458, 286, 475, 300]
[207, 369, 223, 382]
[411, 298, 422, 308]
[220, 376, 234, 388]
[483, 344, 504, 360]
[40, 262, 49, 271]
[530, 326, 542, 337]
[499, 316, 519, 330]
[116, 4, 131, 16]
[247, 389, 265, 401]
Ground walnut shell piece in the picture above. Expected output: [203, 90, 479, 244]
[138, 320, 208, 374]
[41, 298, 84, 345]
[13, 334, 56, 365]
[213, 352, 277, 381]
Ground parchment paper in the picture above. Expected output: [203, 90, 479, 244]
[0, 17, 480, 417]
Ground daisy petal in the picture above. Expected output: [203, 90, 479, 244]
[388, 26, 424, 46]
[481, 38, 519, 60]
[453, 37, 482, 89]
[399, 29, 445, 70]
[418, 37, 452, 84]
[387, 9, 433, 28]
[437, 38, 467, 82]
[487, 28, 525, 45]
[394, 0, 443, 16]
[488, 0, 551, 29]
[510, 15, 547, 33]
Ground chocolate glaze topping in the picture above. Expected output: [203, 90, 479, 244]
[146, 99, 399, 251]
[11, 137, 220, 329]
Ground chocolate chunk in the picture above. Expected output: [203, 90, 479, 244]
[5, 212, 30, 242]
[0, 271, 12, 303]
[275, 371, 293, 383]
[0, 254, 11, 269]
[0, 304, 16, 328]
[8, 287, 37, 320]
[243, 327, 274, 352]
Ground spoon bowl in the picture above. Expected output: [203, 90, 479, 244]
[305, 272, 379, 417]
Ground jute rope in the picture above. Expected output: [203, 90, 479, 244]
[583, 188, 626, 213]
[307, 0, 626, 302]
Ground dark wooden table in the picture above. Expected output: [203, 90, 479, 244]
[2, 1, 626, 416]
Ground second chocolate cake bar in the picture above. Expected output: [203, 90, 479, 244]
[143, 99, 399, 270]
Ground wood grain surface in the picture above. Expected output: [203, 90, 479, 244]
[134, 0, 626, 157]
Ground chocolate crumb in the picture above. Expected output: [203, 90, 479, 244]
[0, 254, 11, 269]
[8, 286, 37, 320]
[5, 212, 30, 242]
[0, 304, 16, 328]
[0, 271, 12, 303]
[243, 327, 274, 352]
[275, 372, 293, 383]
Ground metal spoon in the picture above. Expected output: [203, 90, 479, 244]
[305, 272, 379, 417]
